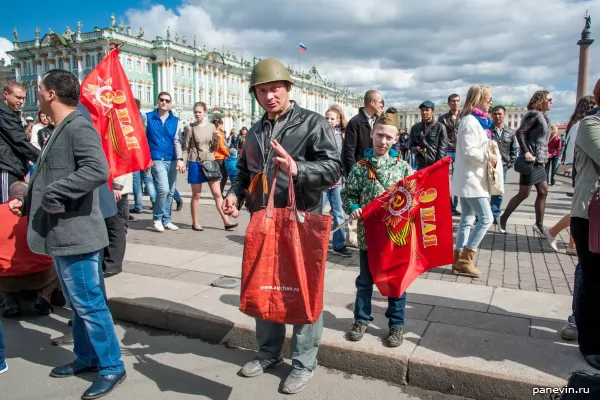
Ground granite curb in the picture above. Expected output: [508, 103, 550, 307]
[107, 295, 569, 400]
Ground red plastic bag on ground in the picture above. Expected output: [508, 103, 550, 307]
[239, 165, 332, 324]
[362, 158, 454, 298]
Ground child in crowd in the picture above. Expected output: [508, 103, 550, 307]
[225, 148, 239, 185]
[341, 112, 414, 348]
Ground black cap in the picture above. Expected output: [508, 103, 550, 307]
[419, 100, 435, 110]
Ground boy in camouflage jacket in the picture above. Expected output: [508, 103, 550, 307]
[341, 112, 414, 347]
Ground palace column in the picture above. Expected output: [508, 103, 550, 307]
[13, 62, 21, 83]
[76, 55, 84, 82]
[193, 62, 200, 103]
[576, 15, 594, 102]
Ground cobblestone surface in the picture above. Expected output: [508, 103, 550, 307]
[126, 170, 577, 295]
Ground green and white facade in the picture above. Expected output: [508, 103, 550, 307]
[6, 22, 362, 131]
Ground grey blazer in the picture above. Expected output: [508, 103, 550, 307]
[26, 110, 110, 256]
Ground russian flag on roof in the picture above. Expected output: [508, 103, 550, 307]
[299, 42, 307, 52]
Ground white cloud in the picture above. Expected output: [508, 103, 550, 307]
[124, 0, 600, 122]
[0, 37, 13, 65]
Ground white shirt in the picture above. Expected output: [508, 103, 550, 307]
[451, 115, 491, 198]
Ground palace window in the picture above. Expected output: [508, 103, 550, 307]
[181, 66, 185, 77]
[146, 86, 152, 103]
[137, 85, 142, 101]
[173, 64, 177, 76]
[85, 54, 91, 68]
[97, 53, 102, 65]
[174, 88, 179, 104]
[188, 67, 192, 78]
[44, 60, 50, 72]
[187, 89, 192, 104]
[126, 58, 132, 70]
[57, 58, 64, 70]
[136, 60, 142, 72]
[146, 62, 151, 74]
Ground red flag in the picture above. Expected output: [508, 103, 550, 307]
[79, 47, 151, 189]
[362, 158, 454, 298]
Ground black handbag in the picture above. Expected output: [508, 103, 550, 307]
[189, 128, 222, 181]
[514, 155, 534, 175]
[201, 160, 221, 181]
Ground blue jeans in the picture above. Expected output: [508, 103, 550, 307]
[132, 171, 143, 212]
[447, 152, 459, 211]
[409, 153, 416, 170]
[568, 263, 582, 324]
[173, 188, 181, 203]
[322, 186, 345, 250]
[490, 165, 510, 218]
[53, 251, 125, 375]
[0, 320, 4, 364]
[151, 160, 177, 224]
[142, 170, 156, 203]
[455, 197, 493, 251]
[256, 315, 323, 371]
[354, 250, 407, 329]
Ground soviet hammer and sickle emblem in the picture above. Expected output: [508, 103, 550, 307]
[392, 194, 405, 209]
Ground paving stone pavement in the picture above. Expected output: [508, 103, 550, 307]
[126, 168, 577, 295]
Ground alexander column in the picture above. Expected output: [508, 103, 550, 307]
[576, 11, 594, 102]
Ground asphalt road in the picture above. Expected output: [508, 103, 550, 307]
[1, 310, 471, 400]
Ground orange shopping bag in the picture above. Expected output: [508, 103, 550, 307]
[239, 165, 332, 324]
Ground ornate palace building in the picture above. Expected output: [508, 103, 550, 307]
[5, 17, 362, 131]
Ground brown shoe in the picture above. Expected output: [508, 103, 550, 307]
[451, 249, 464, 275]
[455, 248, 480, 277]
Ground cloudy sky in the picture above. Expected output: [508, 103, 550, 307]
[2, 0, 599, 121]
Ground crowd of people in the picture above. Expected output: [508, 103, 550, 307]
[0, 56, 599, 399]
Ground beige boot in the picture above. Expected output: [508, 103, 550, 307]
[456, 248, 480, 277]
[452, 249, 464, 274]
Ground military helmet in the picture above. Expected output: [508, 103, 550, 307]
[248, 58, 294, 93]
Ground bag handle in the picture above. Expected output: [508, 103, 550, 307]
[266, 154, 296, 219]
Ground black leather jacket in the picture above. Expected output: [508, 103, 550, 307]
[408, 119, 448, 170]
[491, 124, 518, 168]
[0, 101, 40, 177]
[227, 101, 342, 213]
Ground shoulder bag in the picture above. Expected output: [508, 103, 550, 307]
[589, 177, 600, 253]
[486, 140, 504, 195]
[190, 128, 221, 181]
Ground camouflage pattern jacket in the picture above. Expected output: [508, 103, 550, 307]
[341, 148, 414, 250]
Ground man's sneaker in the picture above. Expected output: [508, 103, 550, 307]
[239, 356, 283, 378]
[384, 328, 404, 348]
[560, 322, 578, 341]
[164, 222, 179, 231]
[346, 322, 368, 342]
[332, 247, 352, 258]
[0, 360, 7, 374]
[153, 221, 164, 232]
[281, 368, 313, 394]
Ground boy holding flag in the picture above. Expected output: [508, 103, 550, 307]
[341, 112, 414, 347]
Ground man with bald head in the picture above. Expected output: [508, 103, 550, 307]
[0, 182, 61, 318]
[0, 82, 40, 203]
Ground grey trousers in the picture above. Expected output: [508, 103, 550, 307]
[255, 314, 324, 371]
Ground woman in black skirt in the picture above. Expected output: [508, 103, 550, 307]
[498, 90, 552, 237]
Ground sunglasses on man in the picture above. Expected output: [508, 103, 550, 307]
[158, 98, 171, 104]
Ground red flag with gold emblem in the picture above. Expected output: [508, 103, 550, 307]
[79, 47, 151, 189]
[362, 157, 454, 297]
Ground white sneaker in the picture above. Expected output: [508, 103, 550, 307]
[153, 221, 165, 232]
[164, 222, 179, 231]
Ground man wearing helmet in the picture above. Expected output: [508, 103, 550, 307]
[222, 58, 342, 394]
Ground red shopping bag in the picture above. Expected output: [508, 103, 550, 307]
[239, 165, 332, 324]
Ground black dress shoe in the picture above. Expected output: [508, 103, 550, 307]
[584, 355, 600, 370]
[32, 296, 53, 316]
[50, 288, 66, 307]
[2, 301, 20, 318]
[50, 362, 99, 378]
[82, 372, 126, 400]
